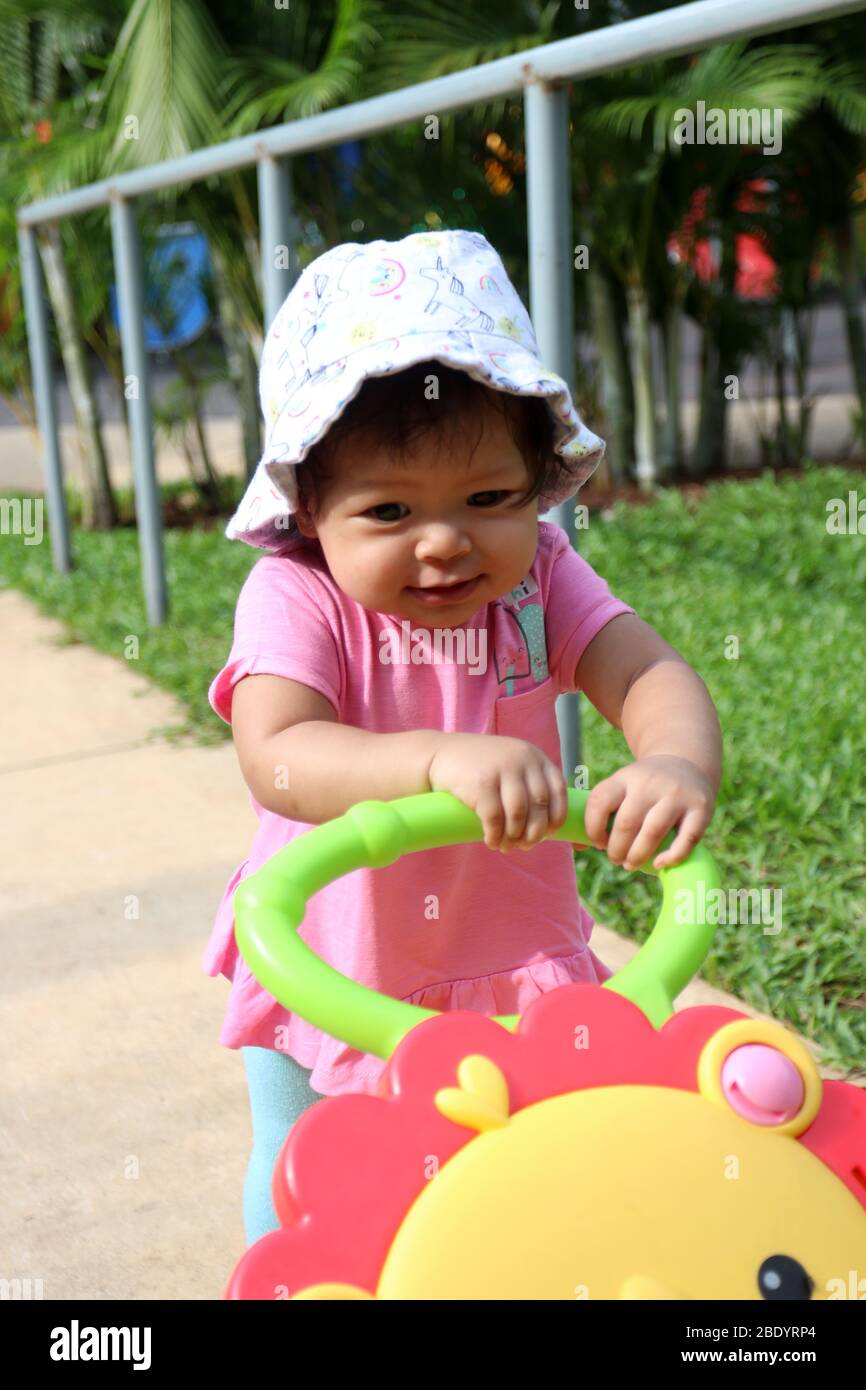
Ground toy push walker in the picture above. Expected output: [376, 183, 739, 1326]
[225, 789, 866, 1300]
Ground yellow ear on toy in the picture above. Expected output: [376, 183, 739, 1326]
[697, 1019, 822, 1137]
[434, 1054, 511, 1132]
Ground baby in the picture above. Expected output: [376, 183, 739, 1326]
[204, 229, 722, 1246]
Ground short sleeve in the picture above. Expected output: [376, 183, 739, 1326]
[542, 528, 636, 695]
[208, 557, 343, 725]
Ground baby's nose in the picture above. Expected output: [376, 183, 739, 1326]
[415, 524, 473, 560]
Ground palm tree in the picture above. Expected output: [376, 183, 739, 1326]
[5, 0, 865, 520]
[808, 34, 866, 448]
[0, 5, 120, 526]
[583, 39, 826, 484]
[1, 0, 403, 517]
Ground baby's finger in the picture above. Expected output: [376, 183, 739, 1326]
[620, 798, 679, 871]
[476, 782, 508, 851]
[605, 793, 655, 866]
[544, 764, 569, 835]
[497, 772, 531, 850]
[517, 765, 554, 848]
[584, 777, 626, 849]
[652, 807, 707, 869]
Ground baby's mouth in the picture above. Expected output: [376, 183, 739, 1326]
[406, 575, 482, 605]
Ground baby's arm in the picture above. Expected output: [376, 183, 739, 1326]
[231, 673, 570, 852]
[574, 613, 722, 870]
[231, 674, 443, 824]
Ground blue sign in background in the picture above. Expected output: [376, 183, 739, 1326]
[110, 147, 366, 355]
[110, 226, 212, 352]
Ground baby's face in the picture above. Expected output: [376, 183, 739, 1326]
[294, 401, 540, 625]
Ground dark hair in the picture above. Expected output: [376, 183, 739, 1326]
[295, 359, 572, 518]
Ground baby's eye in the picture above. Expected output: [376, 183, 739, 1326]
[364, 492, 509, 521]
[365, 502, 409, 522]
[469, 490, 510, 506]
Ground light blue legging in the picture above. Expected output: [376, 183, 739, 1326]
[241, 1046, 324, 1246]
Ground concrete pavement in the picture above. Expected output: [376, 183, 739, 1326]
[0, 587, 846, 1301]
[1, 589, 256, 1299]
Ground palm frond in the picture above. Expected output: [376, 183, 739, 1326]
[223, 0, 379, 133]
[587, 41, 827, 154]
[364, 0, 546, 91]
[0, 18, 31, 132]
[99, 0, 230, 168]
[34, 14, 63, 106]
[820, 60, 866, 136]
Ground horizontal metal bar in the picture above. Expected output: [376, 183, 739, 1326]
[17, 0, 864, 226]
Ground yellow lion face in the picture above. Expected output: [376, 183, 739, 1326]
[287, 1023, 866, 1302]
[370, 1085, 866, 1300]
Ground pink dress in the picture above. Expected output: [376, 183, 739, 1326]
[204, 520, 636, 1096]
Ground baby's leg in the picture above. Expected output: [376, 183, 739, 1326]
[241, 1045, 323, 1246]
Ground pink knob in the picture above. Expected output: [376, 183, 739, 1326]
[721, 1044, 805, 1125]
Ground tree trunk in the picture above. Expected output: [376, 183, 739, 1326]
[211, 241, 262, 482]
[714, 214, 738, 474]
[692, 217, 736, 477]
[1, 387, 38, 433]
[625, 282, 658, 492]
[692, 313, 719, 478]
[587, 256, 633, 487]
[190, 403, 221, 505]
[660, 274, 686, 479]
[172, 351, 221, 507]
[38, 222, 117, 529]
[84, 324, 127, 410]
[774, 318, 791, 467]
[229, 172, 265, 352]
[833, 210, 866, 425]
[753, 359, 775, 468]
[787, 306, 815, 461]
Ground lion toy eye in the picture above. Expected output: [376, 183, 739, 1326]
[758, 1254, 814, 1300]
[721, 1044, 805, 1126]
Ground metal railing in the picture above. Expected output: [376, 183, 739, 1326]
[16, 0, 864, 782]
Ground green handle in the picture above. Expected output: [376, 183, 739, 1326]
[234, 789, 721, 1061]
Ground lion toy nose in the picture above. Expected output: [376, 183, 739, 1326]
[721, 1044, 804, 1125]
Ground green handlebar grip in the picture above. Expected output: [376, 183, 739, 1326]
[233, 788, 721, 1062]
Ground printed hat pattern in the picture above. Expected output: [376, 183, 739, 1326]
[226, 228, 606, 551]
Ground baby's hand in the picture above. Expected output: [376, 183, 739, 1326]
[582, 754, 715, 871]
[427, 733, 568, 852]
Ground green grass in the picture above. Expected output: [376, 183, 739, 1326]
[0, 479, 257, 744]
[575, 462, 866, 1081]
[2, 464, 865, 1079]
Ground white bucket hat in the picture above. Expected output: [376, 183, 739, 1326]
[226, 228, 606, 551]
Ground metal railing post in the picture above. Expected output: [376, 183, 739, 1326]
[110, 196, 167, 625]
[525, 78, 582, 786]
[17, 223, 72, 573]
[258, 155, 300, 331]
